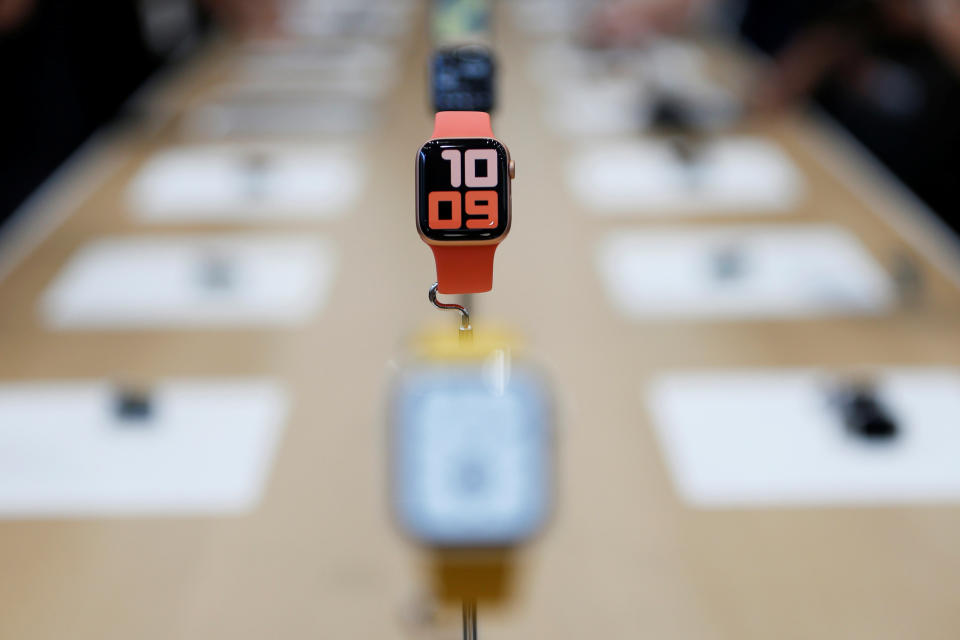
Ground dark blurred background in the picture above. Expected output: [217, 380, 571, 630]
[1, 0, 958, 228]
[0, 0, 278, 225]
[591, 0, 960, 230]
[739, 0, 960, 232]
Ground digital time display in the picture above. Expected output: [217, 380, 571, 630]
[393, 366, 552, 547]
[430, 46, 496, 113]
[417, 138, 510, 242]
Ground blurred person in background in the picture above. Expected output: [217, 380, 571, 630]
[0, 0, 279, 228]
[592, 0, 960, 232]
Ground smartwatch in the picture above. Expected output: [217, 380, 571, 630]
[392, 364, 552, 547]
[416, 111, 514, 294]
[430, 45, 496, 113]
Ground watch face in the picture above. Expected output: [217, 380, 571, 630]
[430, 46, 496, 112]
[417, 138, 510, 242]
[393, 366, 552, 547]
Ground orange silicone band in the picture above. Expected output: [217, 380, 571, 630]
[431, 245, 498, 294]
[428, 111, 499, 294]
[431, 111, 494, 139]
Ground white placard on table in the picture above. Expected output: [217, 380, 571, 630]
[544, 78, 644, 136]
[128, 145, 362, 222]
[597, 225, 894, 319]
[184, 98, 377, 139]
[509, 0, 587, 37]
[648, 369, 960, 507]
[42, 234, 336, 330]
[544, 78, 739, 137]
[240, 39, 397, 78]
[279, 0, 415, 40]
[531, 39, 740, 136]
[569, 137, 803, 215]
[0, 378, 288, 517]
[234, 45, 399, 100]
[528, 39, 711, 91]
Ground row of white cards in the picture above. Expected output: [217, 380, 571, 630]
[0, 2, 422, 519]
[4, 367, 960, 517]
[38, 225, 890, 331]
[175, 0, 418, 140]
[189, 40, 403, 139]
[508, 5, 960, 508]
[512, 0, 808, 212]
[125, 137, 800, 222]
[130, 1, 417, 211]
[501, 12, 960, 507]
[514, 18, 805, 211]
[512, 30, 890, 316]
[530, 39, 743, 137]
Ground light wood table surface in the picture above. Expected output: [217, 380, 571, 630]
[1, 8, 959, 639]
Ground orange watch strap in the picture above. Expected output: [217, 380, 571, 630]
[428, 111, 500, 294]
[430, 245, 498, 294]
[431, 111, 494, 139]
